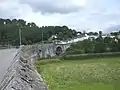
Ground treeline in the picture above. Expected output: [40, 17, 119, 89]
[66, 33, 120, 54]
[0, 18, 77, 46]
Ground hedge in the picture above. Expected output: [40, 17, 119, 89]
[61, 52, 120, 60]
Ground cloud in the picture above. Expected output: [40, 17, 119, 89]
[60, 0, 120, 32]
[20, 0, 85, 14]
[0, 0, 120, 33]
[0, 0, 19, 18]
[0, 0, 32, 19]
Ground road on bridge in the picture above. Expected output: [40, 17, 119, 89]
[0, 48, 18, 83]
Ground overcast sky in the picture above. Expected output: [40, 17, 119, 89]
[0, 0, 120, 32]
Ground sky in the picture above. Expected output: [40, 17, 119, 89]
[0, 0, 120, 32]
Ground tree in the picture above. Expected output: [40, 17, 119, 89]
[5, 19, 12, 24]
[12, 19, 17, 24]
[93, 32, 98, 36]
[87, 32, 94, 36]
[57, 32, 63, 40]
[0, 18, 4, 25]
[18, 19, 26, 27]
[0, 18, 78, 45]
[104, 37, 112, 52]
[99, 31, 102, 37]
[109, 38, 119, 52]
[72, 29, 77, 37]
[81, 39, 94, 53]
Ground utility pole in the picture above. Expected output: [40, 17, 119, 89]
[19, 27, 22, 46]
[41, 28, 44, 58]
[42, 29, 44, 44]
[17, 24, 22, 46]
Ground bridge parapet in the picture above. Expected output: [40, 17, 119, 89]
[36, 43, 70, 58]
[0, 45, 48, 90]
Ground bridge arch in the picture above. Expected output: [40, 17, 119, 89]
[55, 46, 63, 56]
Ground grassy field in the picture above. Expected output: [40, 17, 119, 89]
[35, 57, 120, 90]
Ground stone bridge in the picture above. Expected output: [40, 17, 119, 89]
[0, 36, 91, 89]
[0, 46, 49, 90]
[37, 43, 71, 58]
[37, 35, 98, 58]
[0, 43, 70, 89]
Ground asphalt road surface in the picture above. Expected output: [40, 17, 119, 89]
[0, 48, 18, 83]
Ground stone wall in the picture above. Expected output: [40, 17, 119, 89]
[37, 43, 70, 58]
[0, 45, 48, 90]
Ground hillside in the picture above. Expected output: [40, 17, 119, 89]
[0, 18, 77, 45]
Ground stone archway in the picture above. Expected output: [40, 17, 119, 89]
[56, 46, 63, 56]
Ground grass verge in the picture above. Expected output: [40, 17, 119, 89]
[35, 57, 120, 90]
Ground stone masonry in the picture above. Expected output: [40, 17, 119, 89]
[37, 43, 70, 58]
[0, 45, 48, 90]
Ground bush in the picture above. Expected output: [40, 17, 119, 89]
[62, 52, 120, 60]
[66, 49, 85, 54]
[36, 59, 61, 65]
[66, 37, 120, 55]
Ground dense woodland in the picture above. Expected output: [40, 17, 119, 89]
[66, 31, 120, 54]
[0, 18, 77, 46]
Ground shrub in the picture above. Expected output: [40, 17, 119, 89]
[62, 52, 120, 60]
